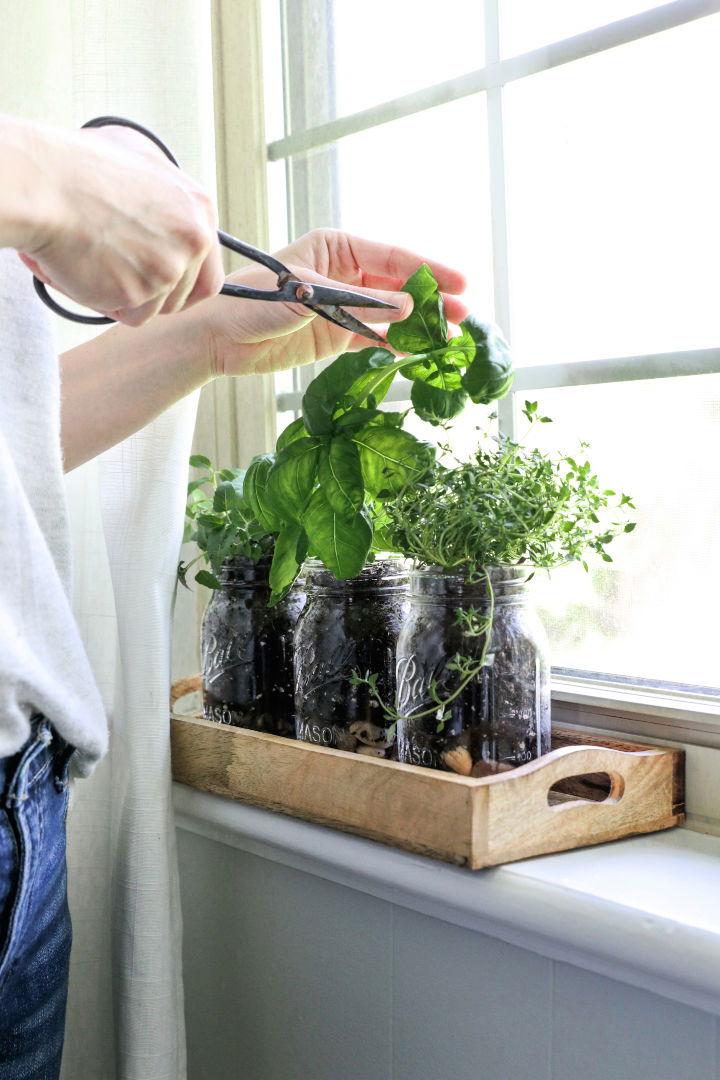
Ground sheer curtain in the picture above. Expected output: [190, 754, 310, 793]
[1, 2, 215, 1077]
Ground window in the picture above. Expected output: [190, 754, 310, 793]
[261, 0, 720, 724]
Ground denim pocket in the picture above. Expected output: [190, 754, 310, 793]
[0, 804, 20, 979]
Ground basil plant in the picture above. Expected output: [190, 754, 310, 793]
[243, 264, 514, 604]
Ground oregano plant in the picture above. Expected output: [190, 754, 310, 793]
[178, 455, 276, 590]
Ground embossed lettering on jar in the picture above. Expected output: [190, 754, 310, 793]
[396, 566, 550, 775]
[201, 556, 306, 736]
[294, 560, 408, 756]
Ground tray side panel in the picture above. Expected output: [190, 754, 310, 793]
[478, 744, 683, 868]
[171, 717, 476, 866]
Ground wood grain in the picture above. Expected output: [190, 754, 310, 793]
[171, 687, 685, 870]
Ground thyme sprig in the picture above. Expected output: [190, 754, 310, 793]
[383, 402, 635, 571]
[355, 404, 635, 736]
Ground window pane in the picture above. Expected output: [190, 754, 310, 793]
[522, 375, 720, 688]
[288, 97, 494, 319]
[266, 160, 289, 252]
[330, 1, 485, 117]
[262, 0, 285, 143]
[501, 0, 662, 56]
[401, 394, 498, 458]
[504, 16, 720, 366]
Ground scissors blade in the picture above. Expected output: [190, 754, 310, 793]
[308, 283, 397, 310]
[312, 304, 389, 345]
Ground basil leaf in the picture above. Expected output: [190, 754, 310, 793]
[318, 436, 364, 518]
[268, 520, 307, 606]
[204, 525, 237, 576]
[360, 410, 407, 429]
[411, 381, 468, 426]
[460, 317, 514, 404]
[302, 347, 395, 436]
[266, 437, 324, 522]
[195, 569, 221, 590]
[353, 426, 435, 497]
[189, 454, 212, 470]
[334, 406, 381, 434]
[386, 264, 447, 354]
[344, 360, 397, 409]
[276, 415, 308, 451]
[243, 454, 283, 533]
[303, 489, 372, 578]
[213, 480, 241, 513]
[398, 326, 473, 385]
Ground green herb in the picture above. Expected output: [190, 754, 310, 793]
[251, 264, 514, 603]
[383, 403, 635, 570]
[178, 457, 276, 590]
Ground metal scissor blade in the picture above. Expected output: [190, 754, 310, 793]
[308, 283, 398, 310]
[313, 305, 389, 345]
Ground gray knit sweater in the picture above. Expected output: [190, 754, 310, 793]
[0, 248, 106, 774]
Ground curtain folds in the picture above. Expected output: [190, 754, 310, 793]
[1, 1, 216, 1076]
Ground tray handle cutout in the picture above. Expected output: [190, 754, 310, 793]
[522, 744, 647, 816]
[548, 771, 624, 809]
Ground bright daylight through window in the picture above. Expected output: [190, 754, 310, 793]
[263, 0, 720, 699]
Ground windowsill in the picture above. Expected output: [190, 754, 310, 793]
[552, 675, 720, 750]
[174, 783, 720, 1017]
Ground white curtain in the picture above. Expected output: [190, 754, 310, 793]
[2, 2, 216, 1077]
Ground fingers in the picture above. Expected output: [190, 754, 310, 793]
[171, 241, 226, 312]
[17, 252, 52, 284]
[32, 124, 225, 326]
[440, 295, 470, 326]
[160, 195, 225, 315]
[338, 233, 467, 295]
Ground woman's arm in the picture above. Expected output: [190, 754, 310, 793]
[60, 229, 468, 471]
[59, 309, 213, 472]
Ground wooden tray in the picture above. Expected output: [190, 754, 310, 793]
[170, 678, 685, 870]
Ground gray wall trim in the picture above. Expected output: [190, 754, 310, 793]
[174, 784, 720, 1016]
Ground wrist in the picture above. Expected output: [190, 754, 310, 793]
[128, 301, 220, 389]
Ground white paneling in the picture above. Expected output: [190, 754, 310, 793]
[552, 963, 717, 1080]
[393, 908, 552, 1080]
[179, 830, 393, 1080]
[178, 825, 720, 1080]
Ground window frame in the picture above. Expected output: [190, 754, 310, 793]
[262, 0, 720, 735]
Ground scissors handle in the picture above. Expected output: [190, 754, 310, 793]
[217, 231, 290, 280]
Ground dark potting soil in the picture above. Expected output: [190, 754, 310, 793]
[294, 562, 408, 757]
[201, 559, 305, 738]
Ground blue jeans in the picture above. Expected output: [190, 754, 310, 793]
[0, 719, 74, 1080]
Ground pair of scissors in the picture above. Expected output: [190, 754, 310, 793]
[33, 116, 395, 345]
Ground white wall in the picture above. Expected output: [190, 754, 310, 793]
[177, 830, 719, 1080]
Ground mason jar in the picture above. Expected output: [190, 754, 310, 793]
[201, 556, 306, 737]
[294, 559, 409, 756]
[396, 565, 550, 775]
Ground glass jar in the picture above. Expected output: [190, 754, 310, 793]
[294, 560, 409, 756]
[201, 556, 306, 737]
[396, 565, 550, 775]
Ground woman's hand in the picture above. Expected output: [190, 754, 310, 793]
[59, 228, 469, 469]
[3, 116, 225, 326]
[197, 229, 469, 378]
